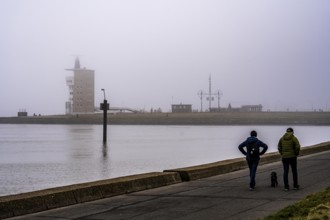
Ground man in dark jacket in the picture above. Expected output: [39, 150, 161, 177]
[238, 130, 268, 190]
[278, 127, 301, 191]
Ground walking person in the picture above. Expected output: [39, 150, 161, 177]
[238, 130, 268, 190]
[278, 127, 301, 191]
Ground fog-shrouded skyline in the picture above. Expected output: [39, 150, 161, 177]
[1, 0, 330, 116]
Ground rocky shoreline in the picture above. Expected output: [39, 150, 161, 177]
[1, 112, 330, 125]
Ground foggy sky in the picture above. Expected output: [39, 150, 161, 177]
[1, 0, 330, 116]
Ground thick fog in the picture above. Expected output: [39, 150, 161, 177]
[1, 0, 330, 116]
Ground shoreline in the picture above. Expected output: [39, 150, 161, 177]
[1, 111, 330, 125]
[1, 141, 329, 219]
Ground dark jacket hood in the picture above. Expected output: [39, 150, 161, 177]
[246, 136, 258, 144]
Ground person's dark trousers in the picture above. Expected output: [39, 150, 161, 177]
[247, 158, 259, 188]
[282, 157, 298, 189]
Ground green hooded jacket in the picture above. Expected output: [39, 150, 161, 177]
[278, 132, 300, 158]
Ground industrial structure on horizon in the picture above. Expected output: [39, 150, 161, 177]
[63, 60, 262, 115]
[195, 75, 262, 113]
[65, 57, 95, 114]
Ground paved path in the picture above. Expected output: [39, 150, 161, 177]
[9, 151, 330, 220]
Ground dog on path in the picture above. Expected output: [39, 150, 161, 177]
[271, 171, 278, 187]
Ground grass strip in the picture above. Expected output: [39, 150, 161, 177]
[264, 187, 330, 220]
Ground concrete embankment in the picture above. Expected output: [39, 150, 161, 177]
[165, 142, 330, 181]
[1, 112, 330, 125]
[0, 172, 182, 219]
[1, 141, 330, 219]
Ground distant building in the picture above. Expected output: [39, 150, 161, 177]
[172, 104, 192, 113]
[215, 104, 263, 112]
[65, 57, 95, 114]
[241, 105, 262, 112]
[17, 109, 27, 117]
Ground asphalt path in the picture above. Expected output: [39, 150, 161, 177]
[9, 150, 330, 220]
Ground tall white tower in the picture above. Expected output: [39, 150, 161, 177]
[65, 57, 95, 114]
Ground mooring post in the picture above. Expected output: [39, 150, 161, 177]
[103, 99, 107, 143]
[101, 89, 109, 143]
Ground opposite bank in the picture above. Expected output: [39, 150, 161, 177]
[1, 112, 330, 125]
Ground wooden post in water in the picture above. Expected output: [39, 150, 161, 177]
[101, 89, 109, 143]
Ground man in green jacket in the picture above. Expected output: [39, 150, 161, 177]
[278, 127, 301, 191]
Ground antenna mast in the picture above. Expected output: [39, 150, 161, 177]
[198, 75, 223, 112]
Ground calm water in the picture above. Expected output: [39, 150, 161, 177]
[0, 124, 329, 196]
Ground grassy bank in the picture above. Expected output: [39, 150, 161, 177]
[1, 111, 330, 125]
[264, 187, 330, 220]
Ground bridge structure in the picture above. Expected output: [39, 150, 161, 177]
[109, 107, 139, 113]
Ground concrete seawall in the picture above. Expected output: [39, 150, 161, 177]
[165, 142, 330, 181]
[1, 141, 329, 219]
[0, 172, 182, 219]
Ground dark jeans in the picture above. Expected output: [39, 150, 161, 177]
[282, 157, 298, 188]
[247, 158, 259, 188]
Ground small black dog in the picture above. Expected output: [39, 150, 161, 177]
[271, 171, 278, 187]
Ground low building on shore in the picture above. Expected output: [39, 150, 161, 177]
[172, 104, 192, 113]
[17, 109, 28, 117]
[210, 104, 263, 112]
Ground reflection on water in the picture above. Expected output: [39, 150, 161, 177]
[0, 124, 329, 196]
[102, 142, 108, 159]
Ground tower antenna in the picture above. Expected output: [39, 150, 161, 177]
[198, 75, 223, 112]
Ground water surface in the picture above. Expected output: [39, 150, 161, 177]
[0, 124, 329, 196]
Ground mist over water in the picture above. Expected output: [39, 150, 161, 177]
[0, 124, 329, 196]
